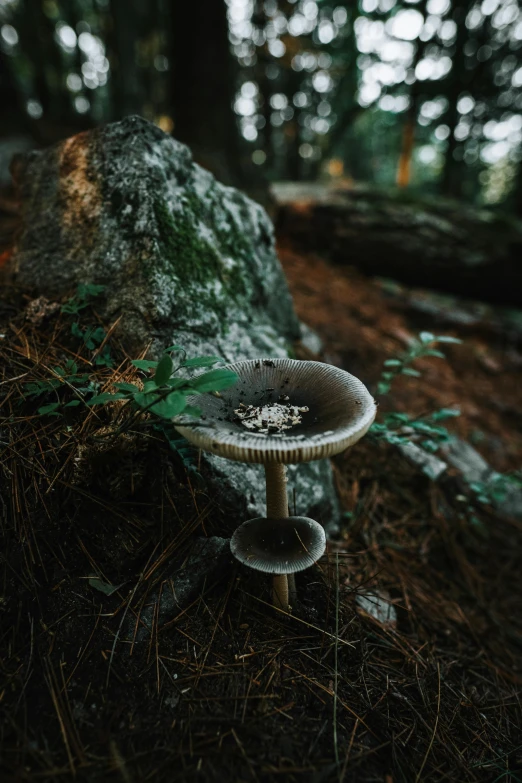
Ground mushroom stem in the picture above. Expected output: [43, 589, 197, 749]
[288, 573, 296, 604]
[272, 574, 289, 610]
[265, 463, 289, 518]
[265, 464, 292, 610]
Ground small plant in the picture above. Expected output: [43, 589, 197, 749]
[61, 283, 106, 316]
[371, 332, 522, 522]
[24, 359, 99, 417]
[62, 283, 113, 367]
[469, 471, 522, 507]
[376, 331, 461, 396]
[371, 408, 461, 452]
[87, 347, 237, 424]
[370, 332, 462, 450]
[24, 345, 238, 425]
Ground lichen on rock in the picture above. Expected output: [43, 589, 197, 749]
[12, 115, 340, 534]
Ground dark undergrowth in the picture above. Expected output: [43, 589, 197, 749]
[1, 272, 522, 783]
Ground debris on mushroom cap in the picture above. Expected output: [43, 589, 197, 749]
[174, 358, 376, 464]
[233, 401, 309, 435]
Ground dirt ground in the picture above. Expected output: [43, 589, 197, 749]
[0, 220, 521, 782]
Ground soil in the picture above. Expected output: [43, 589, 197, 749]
[280, 243, 522, 473]
[0, 204, 521, 782]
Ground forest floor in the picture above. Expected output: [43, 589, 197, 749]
[1, 206, 522, 782]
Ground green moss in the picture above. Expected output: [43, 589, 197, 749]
[152, 194, 249, 301]
[214, 220, 252, 267]
[184, 187, 253, 282]
[153, 197, 223, 287]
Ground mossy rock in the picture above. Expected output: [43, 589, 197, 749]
[12, 116, 340, 534]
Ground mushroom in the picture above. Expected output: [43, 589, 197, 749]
[230, 516, 326, 609]
[174, 359, 376, 606]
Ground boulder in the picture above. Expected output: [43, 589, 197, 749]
[12, 116, 340, 533]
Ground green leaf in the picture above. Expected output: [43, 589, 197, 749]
[183, 405, 202, 418]
[154, 354, 174, 386]
[113, 382, 140, 393]
[71, 322, 83, 339]
[149, 392, 187, 419]
[61, 302, 81, 315]
[82, 326, 106, 350]
[383, 359, 402, 367]
[143, 380, 159, 393]
[181, 356, 225, 368]
[165, 344, 185, 353]
[166, 377, 191, 389]
[190, 368, 238, 393]
[401, 368, 421, 377]
[25, 379, 61, 398]
[470, 482, 484, 493]
[376, 382, 390, 395]
[387, 412, 411, 423]
[131, 359, 158, 371]
[411, 421, 450, 437]
[38, 402, 62, 415]
[421, 439, 440, 452]
[424, 349, 446, 359]
[87, 392, 127, 405]
[410, 421, 438, 434]
[64, 399, 81, 408]
[88, 576, 124, 596]
[431, 408, 460, 421]
[78, 283, 105, 299]
[133, 392, 156, 408]
[419, 331, 435, 344]
[436, 336, 462, 344]
[94, 347, 113, 368]
[381, 372, 394, 381]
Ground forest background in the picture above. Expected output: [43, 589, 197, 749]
[0, 0, 521, 213]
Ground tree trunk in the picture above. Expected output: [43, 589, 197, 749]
[440, 0, 473, 198]
[0, 50, 28, 137]
[396, 116, 415, 188]
[170, 0, 242, 185]
[514, 149, 522, 220]
[395, 0, 428, 189]
[107, 0, 145, 118]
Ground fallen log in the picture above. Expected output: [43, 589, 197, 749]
[273, 182, 522, 308]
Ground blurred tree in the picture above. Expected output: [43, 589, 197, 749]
[0, 48, 26, 135]
[321, 2, 361, 175]
[1, 0, 521, 212]
[515, 151, 522, 218]
[396, 0, 429, 188]
[440, 0, 478, 198]
[170, 0, 244, 185]
[107, 0, 144, 118]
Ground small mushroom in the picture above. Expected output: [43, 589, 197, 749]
[231, 516, 326, 610]
[174, 358, 375, 606]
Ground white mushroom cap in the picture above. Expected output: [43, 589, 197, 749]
[230, 516, 327, 575]
[175, 358, 376, 464]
